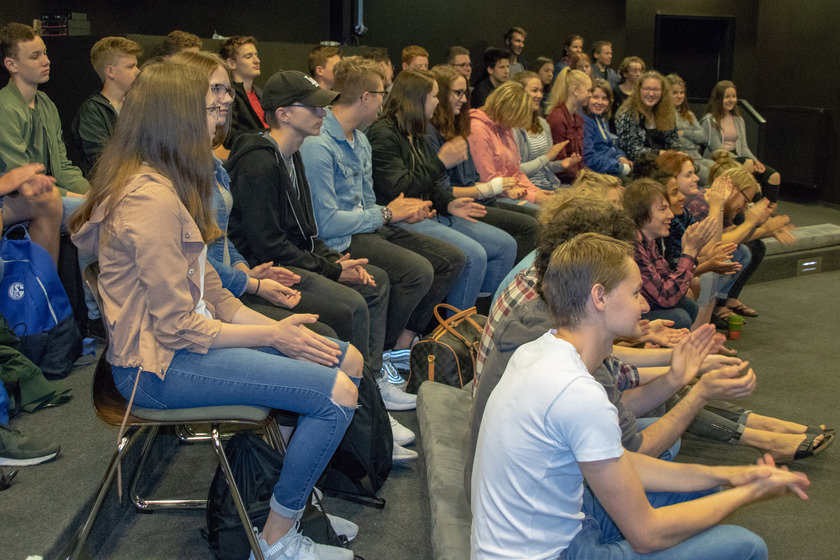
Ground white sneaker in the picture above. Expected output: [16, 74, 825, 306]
[392, 441, 418, 464]
[248, 523, 352, 560]
[326, 514, 359, 543]
[389, 414, 416, 446]
[309, 489, 359, 543]
[376, 375, 417, 411]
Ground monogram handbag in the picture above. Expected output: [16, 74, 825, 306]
[406, 304, 486, 394]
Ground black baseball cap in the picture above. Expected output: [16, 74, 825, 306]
[260, 70, 340, 112]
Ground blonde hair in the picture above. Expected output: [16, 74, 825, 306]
[90, 37, 143, 82]
[546, 67, 591, 114]
[720, 167, 761, 197]
[617, 70, 675, 131]
[708, 149, 741, 183]
[665, 73, 696, 124]
[481, 80, 532, 130]
[333, 55, 386, 104]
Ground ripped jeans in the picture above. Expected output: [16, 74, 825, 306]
[111, 340, 356, 519]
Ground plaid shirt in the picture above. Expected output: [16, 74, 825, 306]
[475, 264, 538, 382]
[635, 230, 696, 309]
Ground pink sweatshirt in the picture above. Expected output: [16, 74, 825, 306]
[468, 108, 540, 203]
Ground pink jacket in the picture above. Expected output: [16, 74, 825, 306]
[467, 109, 539, 203]
[72, 168, 243, 378]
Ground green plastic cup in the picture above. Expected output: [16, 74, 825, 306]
[728, 314, 744, 340]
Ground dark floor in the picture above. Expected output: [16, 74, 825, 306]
[3, 199, 840, 560]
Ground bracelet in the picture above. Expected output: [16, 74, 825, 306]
[255, 278, 261, 294]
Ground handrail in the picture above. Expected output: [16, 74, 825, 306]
[739, 99, 766, 124]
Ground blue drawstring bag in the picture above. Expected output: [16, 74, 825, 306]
[0, 225, 82, 379]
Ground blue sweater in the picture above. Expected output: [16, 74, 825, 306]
[583, 113, 627, 175]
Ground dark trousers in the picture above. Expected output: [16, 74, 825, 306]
[348, 229, 433, 348]
[478, 205, 539, 264]
[727, 239, 765, 301]
[352, 225, 465, 335]
[286, 264, 390, 372]
[240, 293, 337, 339]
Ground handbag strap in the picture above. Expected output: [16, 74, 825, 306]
[433, 303, 484, 345]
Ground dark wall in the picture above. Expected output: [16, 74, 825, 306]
[624, 0, 760, 100]
[755, 0, 840, 203]
[30, 0, 331, 43]
[359, 0, 627, 73]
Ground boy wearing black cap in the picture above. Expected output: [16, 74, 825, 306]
[226, 71, 416, 414]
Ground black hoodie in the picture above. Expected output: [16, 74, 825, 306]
[225, 131, 343, 280]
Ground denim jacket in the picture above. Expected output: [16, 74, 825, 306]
[207, 157, 250, 296]
[299, 110, 384, 252]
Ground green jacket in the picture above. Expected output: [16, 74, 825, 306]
[0, 80, 89, 196]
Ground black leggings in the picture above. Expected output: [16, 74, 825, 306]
[735, 156, 779, 202]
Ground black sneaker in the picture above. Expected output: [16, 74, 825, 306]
[0, 424, 60, 466]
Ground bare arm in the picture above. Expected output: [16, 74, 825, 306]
[611, 345, 672, 367]
[581, 452, 808, 554]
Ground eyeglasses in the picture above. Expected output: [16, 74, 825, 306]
[452, 62, 472, 68]
[738, 189, 752, 204]
[641, 87, 662, 94]
[451, 89, 467, 99]
[210, 83, 235, 100]
[206, 105, 221, 120]
[363, 90, 388, 98]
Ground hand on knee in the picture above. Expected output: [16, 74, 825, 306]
[331, 371, 358, 408]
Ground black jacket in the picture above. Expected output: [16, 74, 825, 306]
[367, 116, 454, 215]
[71, 92, 117, 177]
[225, 132, 343, 280]
[470, 77, 496, 109]
[224, 82, 269, 149]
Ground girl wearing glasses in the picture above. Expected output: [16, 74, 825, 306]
[615, 70, 680, 162]
[70, 62, 362, 560]
[368, 69, 517, 312]
[428, 64, 539, 263]
[170, 52, 324, 329]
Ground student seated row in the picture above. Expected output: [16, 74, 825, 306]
[69, 61, 361, 560]
[223, 68, 427, 416]
[469, 189, 830, 505]
[471, 231, 811, 560]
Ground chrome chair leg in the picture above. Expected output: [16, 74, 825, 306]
[211, 424, 265, 560]
[69, 427, 146, 560]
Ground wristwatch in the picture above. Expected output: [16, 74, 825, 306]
[381, 206, 393, 224]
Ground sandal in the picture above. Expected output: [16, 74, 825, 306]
[806, 425, 837, 437]
[792, 432, 835, 461]
[728, 302, 758, 317]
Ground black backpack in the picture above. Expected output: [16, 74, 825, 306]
[317, 364, 393, 508]
[205, 432, 345, 560]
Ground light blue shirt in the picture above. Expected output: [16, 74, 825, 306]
[299, 109, 385, 252]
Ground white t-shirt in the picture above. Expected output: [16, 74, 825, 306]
[471, 332, 624, 560]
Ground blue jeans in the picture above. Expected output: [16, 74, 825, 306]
[403, 215, 516, 310]
[561, 486, 768, 559]
[636, 417, 680, 461]
[643, 295, 698, 330]
[716, 243, 751, 299]
[111, 340, 355, 520]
